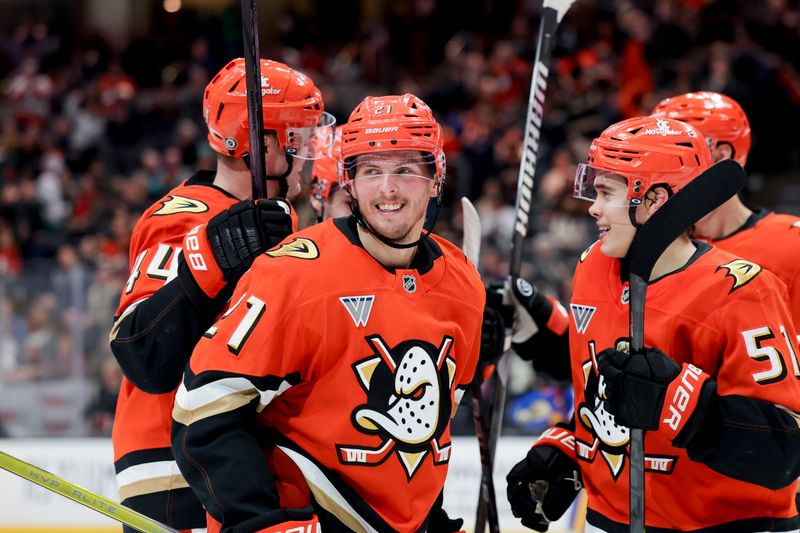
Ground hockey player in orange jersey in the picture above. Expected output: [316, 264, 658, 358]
[309, 127, 352, 222]
[652, 91, 800, 334]
[505, 116, 800, 532]
[171, 94, 485, 533]
[109, 58, 334, 532]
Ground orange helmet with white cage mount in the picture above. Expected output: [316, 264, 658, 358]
[574, 116, 713, 206]
[338, 93, 446, 189]
[651, 92, 751, 167]
[203, 58, 334, 161]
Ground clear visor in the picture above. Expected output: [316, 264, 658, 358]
[341, 151, 437, 188]
[573, 163, 639, 207]
[285, 111, 336, 160]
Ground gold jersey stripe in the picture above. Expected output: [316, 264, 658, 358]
[118, 474, 190, 501]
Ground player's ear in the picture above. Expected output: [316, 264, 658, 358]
[430, 171, 444, 198]
[713, 142, 733, 163]
[263, 130, 280, 153]
[651, 187, 670, 214]
[644, 186, 670, 215]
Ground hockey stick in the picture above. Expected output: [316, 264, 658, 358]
[461, 196, 505, 528]
[473, 2, 574, 532]
[461, 196, 503, 530]
[241, 0, 268, 200]
[626, 159, 746, 531]
[0, 450, 179, 533]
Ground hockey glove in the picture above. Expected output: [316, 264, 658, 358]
[506, 425, 582, 532]
[479, 284, 507, 369]
[178, 199, 292, 303]
[597, 347, 711, 439]
[218, 506, 319, 533]
[508, 276, 569, 345]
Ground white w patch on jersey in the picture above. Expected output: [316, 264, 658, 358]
[340, 296, 375, 328]
[570, 304, 597, 334]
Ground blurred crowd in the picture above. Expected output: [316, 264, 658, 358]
[0, 0, 798, 437]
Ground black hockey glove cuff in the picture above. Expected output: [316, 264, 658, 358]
[598, 347, 712, 438]
[177, 254, 235, 311]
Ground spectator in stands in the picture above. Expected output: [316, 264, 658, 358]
[85, 357, 122, 436]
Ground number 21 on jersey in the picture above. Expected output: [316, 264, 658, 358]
[203, 293, 266, 355]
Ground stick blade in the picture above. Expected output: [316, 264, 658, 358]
[461, 197, 482, 267]
[544, 0, 576, 21]
[629, 159, 746, 279]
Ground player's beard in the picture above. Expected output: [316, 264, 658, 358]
[364, 194, 428, 244]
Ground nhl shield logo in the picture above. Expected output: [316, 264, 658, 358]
[621, 286, 630, 305]
[402, 275, 416, 294]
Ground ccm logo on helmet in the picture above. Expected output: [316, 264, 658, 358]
[364, 126, 399, 134]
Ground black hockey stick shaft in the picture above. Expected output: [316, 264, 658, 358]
[510, 0, 572, 277]
[627, 159, 746, 531]
[474, 2, 574, 533]
[241, 0, 267, 200]
[472, 376, 501, 532]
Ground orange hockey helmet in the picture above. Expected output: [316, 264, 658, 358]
[574, 116, 713, 206]
[651, 92, 751, 167]
[203, 58, 334, 161]
[339, 93, 445, 189]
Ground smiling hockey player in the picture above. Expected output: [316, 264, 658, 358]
[172, 94, 485, 533]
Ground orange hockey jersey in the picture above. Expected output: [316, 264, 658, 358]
[111, 171, 240, 527]
[707, 209, 800, 332]
[172, 217, 485, 532]
[567, 241, 800, 531]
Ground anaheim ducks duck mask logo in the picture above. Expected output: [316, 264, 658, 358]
[577, 339, 630, 479]
[337, 335, 456, 479]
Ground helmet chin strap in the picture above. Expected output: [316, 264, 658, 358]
[347, 190, 441, 250]
[242, 151, 293, 199]
[628, 205, 641, 229]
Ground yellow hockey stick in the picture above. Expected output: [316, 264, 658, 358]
[0, 450, 178, 533]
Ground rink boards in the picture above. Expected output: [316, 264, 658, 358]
[0, 437, 586, 532]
